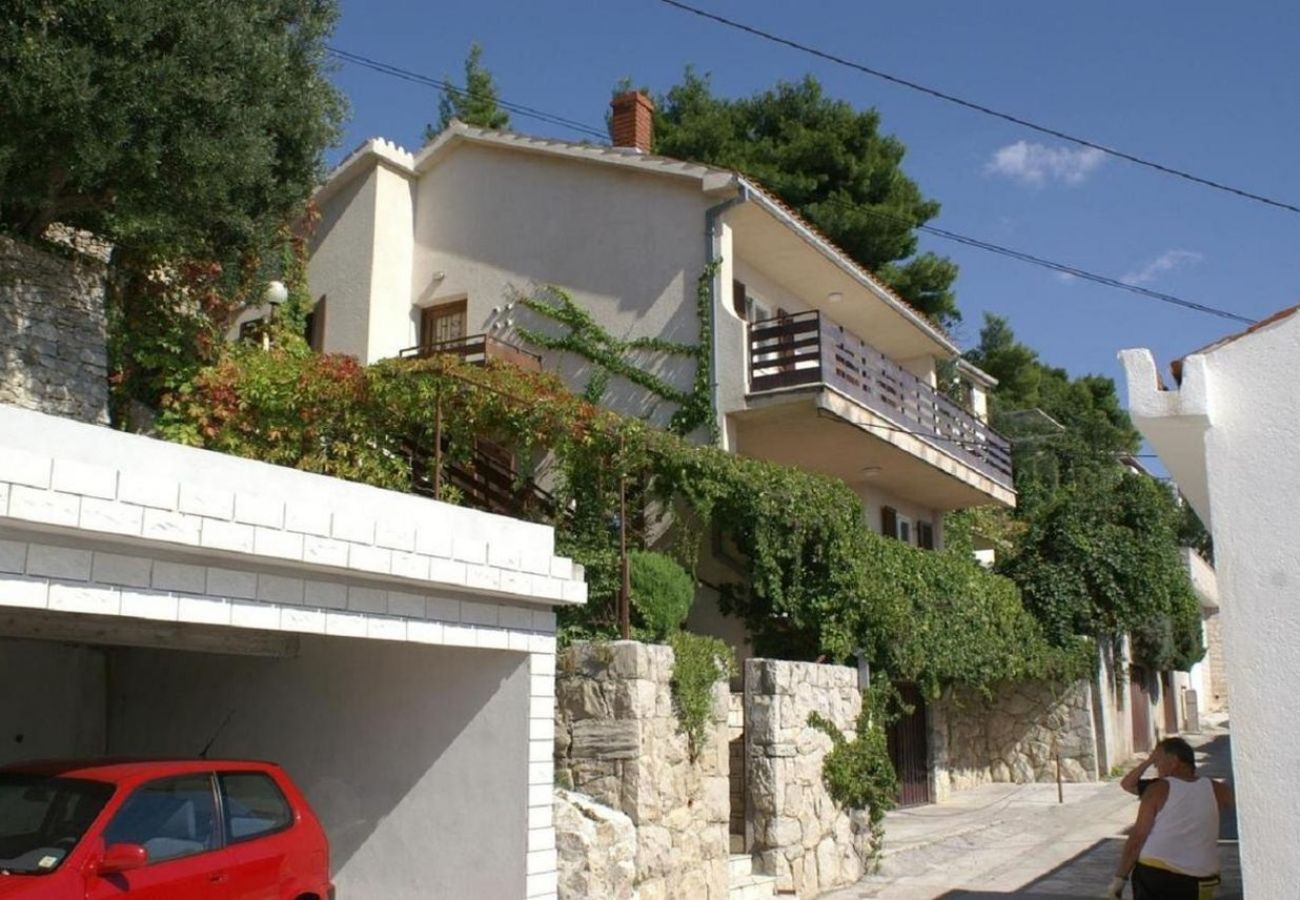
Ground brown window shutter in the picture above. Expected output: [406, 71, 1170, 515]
[733, 280, 748, 319]
[917, 522, 935, 550]
[881, 506, 898, 540]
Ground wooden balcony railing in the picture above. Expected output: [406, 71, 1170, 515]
[409, 439, 556, 522]
[399, 333, 542, 372]
[748, 310, 1014, 489]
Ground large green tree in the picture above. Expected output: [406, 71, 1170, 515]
[427, 43, 509, 137]
[651, 70, 960, 327]
[0, 0, 346, 262]
[961, 314, 1205, 670]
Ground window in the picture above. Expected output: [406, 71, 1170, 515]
[0, 774, 113, 874]
[420, 299, 468, 348]
[303, 295, 327, 351]
[103, 775, 218, 863]
[218, 773, 292, 843]
[897, 515, 913, 545]
[732, 280, 748, 319]
[917, 521, 936, 551]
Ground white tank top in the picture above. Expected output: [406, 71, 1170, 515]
[1141, 777, 1220, 877]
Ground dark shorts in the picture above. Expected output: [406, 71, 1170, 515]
[1132, 862, 1220, 900]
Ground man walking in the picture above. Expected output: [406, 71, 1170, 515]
[1108, 737, 1234, 899]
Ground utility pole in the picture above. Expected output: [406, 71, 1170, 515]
[618, 433, 631, 640]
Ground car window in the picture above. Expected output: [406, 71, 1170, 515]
[218, 773, 292, 842]
[102, 774, 218, 864]
[0, 774, 113, 874]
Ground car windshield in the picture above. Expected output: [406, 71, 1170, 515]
[0, 774, 114, 875]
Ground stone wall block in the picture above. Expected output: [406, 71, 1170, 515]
[555, 640, 729, 900]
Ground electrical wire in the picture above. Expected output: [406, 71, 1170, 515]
[326, 44, 1258, 325]
[655, 0, 1300, 216]
[326, 47, 609, 140]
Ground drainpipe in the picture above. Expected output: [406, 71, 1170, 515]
[704, 182, 749, 446]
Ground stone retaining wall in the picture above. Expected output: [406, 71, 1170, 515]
[554, 641, 730, 900]
[0, 235, 109, 424]
[932, 679, 1099, 800]
[745, 658, 872, 897]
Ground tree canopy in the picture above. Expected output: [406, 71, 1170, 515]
[0, 0, 346, 263]
[650, 69, 960, 327]
[427, 43, 510, 137]
[960, 313, 1205, 671]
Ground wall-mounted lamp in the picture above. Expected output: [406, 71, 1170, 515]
[264, 280, 288, 307]
[827, 291, 844, 304]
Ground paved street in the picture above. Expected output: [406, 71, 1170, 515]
[823, 718, 1239, 899]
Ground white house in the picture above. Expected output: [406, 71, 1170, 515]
[0, 403, 586, 899]
[305, 95, 1029, 818]
[308, 98, 1011, 554]
[1119, 303, 1300, 898]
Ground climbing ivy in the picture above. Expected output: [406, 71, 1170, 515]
[160, 341, 1089, 697]
[514, 266, 717, 439]
[808, 682, 902, 864]
[669, 631, 735, 761]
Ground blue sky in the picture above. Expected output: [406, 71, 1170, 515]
[327, 0, 1300, 397]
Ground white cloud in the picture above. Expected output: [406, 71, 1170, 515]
[1120, 250, 1203, 285]
[985, 140, 1107, 187]
[1054, 271, 1078, 284]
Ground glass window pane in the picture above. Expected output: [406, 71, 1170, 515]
[103, 775, 217, 863]
[218, 773, 292, 842]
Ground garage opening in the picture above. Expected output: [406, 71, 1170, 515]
[0, 627, 530, 898]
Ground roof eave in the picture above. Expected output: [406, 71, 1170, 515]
[739, 180, 960, 357]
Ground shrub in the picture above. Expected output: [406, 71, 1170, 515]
[669, 632, 735, 761]
[630, 550, 695, 640]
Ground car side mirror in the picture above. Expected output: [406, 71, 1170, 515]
[98, 843, 148, 875]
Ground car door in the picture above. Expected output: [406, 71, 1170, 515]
[86, 773, 235, 900]
[216, 770, 297, 899]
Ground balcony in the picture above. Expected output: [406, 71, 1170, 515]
[399, 333, 542, 371]
[747, 310, 1014, 493]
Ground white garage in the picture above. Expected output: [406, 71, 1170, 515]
[0, 405, 582, 899]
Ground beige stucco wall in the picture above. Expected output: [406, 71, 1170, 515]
[310, 168, 380, 360]
[857, 482, 942, 548]
[407, 144, 714, 431]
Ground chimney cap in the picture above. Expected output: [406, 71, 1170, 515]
[611, 90, 655, 111]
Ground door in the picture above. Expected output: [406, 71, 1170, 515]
[887, 683, 932, 807]
[217, 771, 297, 899]
[89, 773, 230, 900]
[420, 298, 467, 348]
[1130, 666, 1152, 753]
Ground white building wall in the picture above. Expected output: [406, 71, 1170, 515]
[0, 404, 579, 900]
[407, 144, 713, 431]
[0, 637, 105, 765]
[109, 639, 530, 899]
[366, 164, 417, 360]
[309, 167, 380, 360]
[1121, 309, 1300, 897]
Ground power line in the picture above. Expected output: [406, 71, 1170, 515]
[810, 195, 1257, 324]
[656, 0, 1300, 217]
[327, 47, 609, 141]
[328, 44, 1256, 325]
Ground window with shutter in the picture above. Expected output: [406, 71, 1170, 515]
[917, 521, 935, 550]
[881, 506, 898, 540]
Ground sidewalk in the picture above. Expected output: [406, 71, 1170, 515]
[822, 718, 1239, 899]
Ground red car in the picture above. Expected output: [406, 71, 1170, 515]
[0, 759, 332, 899]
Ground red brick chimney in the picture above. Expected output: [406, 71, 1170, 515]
[610, 91, 655, 154]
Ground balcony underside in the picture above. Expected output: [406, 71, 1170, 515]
[731, 388, 1016, 510]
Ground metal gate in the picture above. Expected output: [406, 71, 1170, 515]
[887, 683, 932, 807]
[1130, 666, 1152, 753]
